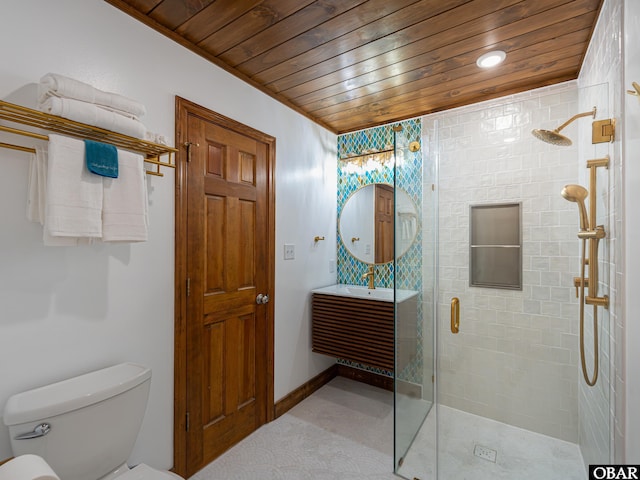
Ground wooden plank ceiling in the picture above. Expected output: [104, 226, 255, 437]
[106, 0, 603, 134]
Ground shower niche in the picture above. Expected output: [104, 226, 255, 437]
[469, 203, 522, 290]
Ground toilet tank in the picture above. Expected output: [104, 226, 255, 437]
[2, 363, 152, 480]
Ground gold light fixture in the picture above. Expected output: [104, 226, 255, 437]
[340, 146, 395, 174]
[339, 139, 421, 175]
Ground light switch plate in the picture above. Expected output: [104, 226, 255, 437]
[284, 244, 295, 260]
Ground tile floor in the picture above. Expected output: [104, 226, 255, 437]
[190, 376, 396, 480]
[190, 376, 586, 480]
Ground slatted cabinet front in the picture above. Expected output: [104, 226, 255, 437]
[311, 293, 394, 371]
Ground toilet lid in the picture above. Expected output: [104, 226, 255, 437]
[117, 464, 184, 480]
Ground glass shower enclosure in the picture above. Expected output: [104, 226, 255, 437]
[393, 122, 437, 478]
[394, 84, 613, 479]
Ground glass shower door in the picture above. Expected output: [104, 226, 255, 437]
[394, 120, 437, 479]
[432, 85, 612, 479]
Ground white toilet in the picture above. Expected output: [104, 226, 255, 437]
[2, 363, 183, 480]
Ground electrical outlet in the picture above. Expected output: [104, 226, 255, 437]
[284, 244, 295, 260]
[473, 445, 497, 463]
[329, 259, 336, 273]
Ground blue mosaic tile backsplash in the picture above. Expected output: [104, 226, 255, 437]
[335, 119, 423, 383]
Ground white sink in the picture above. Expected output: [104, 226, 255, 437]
[345, 285, 394, 301]
[311, 284, 418, 303]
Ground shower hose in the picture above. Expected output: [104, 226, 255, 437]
[579, 237, 598, 386]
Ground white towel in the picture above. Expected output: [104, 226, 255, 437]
[102, 149, 148, 242]
[144, 130, 169, 145]
[39, 97, 147, 139]
[26, 147, 46, 224]
[25, 145, 88, 245]
[39, 72, 146, 118]
[45, 134, 103, 240]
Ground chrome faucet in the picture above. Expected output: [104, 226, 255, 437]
[362, 265, 375, 289]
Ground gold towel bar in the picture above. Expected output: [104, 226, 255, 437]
[0, 141, 36, 154]
[0, 100, 177, 177]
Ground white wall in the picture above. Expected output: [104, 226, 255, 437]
[0, 0, 336, 470]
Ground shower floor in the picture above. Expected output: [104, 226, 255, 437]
[398, 404, 586, 480]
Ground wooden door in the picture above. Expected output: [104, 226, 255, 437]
[375, 184, 394, 263]
[174, 97, 275, 478]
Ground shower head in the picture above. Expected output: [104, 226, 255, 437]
[531, 107, 597, 146]
[531, 129, 572, 146]
[561, 184, 589, 231]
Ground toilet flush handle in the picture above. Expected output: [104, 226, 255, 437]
[14, 422, 51, 440]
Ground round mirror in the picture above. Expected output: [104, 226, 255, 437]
[339, 184, 419, 264]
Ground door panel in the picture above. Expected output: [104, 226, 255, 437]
[175, 97, 275, 477]
[205, 195, 225, 292]
[238, 199, 256, 288]
[203, 322, 224, 424]
[206, 143, 224, 177]
[375, 184, 394, 263]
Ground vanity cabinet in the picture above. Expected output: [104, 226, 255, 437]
[311, 285, 419, 373]
[312, 293, 394, 371]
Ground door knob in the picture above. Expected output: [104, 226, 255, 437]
[256, 294, 270, 304]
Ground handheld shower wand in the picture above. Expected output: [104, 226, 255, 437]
[561, 184, 589, 231]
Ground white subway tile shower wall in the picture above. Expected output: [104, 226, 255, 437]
[578, 0, 622, 465]
[424, 83, 582, 442]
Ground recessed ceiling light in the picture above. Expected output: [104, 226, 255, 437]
[476, 50, 506, 68]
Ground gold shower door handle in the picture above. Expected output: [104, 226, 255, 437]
[450, 297, 460, 334]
